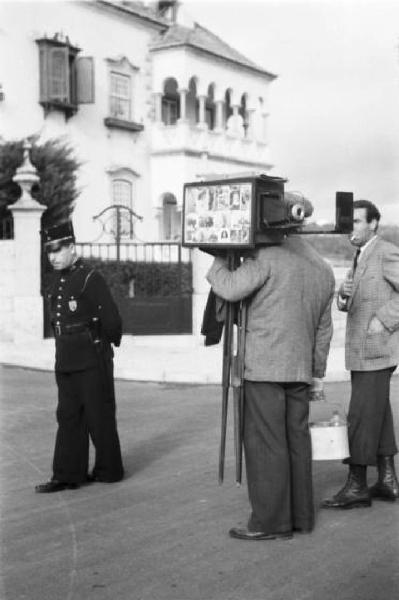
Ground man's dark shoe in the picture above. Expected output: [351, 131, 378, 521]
[293, 526, 313, 534]
[229, 527, 293, 541]
[35, 479, 79, 493]
[369, 456, 399, 501]
[321, 464, 371, 509]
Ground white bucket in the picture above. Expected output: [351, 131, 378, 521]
[310, 421, 350, 461]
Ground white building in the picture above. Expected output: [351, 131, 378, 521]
[0, 0, 277, 337]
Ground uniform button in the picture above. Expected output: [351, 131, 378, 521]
[55, 321, 60, 325]
[56, 313, 61, 317]
[57, 304, 61, 308]
[57, 295, 62, 299]
[60, 278, 65, 283]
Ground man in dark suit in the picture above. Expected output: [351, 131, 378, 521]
[36, 222, 124, 493]
[207, 234, 335, 540]
[322, 200, 399, 509]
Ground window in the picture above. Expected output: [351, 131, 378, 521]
[112, 179, 134, 239]
[36, 35, 94, 118]
[110, 72, 131, 120]
[104, 57, 143, 132]
[162, 96, 179, 125]
[161, 193, 181, 240]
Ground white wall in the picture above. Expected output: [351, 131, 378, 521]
[0, 242, 15, 341]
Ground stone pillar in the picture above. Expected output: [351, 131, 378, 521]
[178, 88, 187, 121]
[231, 104, 240, 135]
[246, 108, 256, 140]
[261, 111, 269, 142]
[10, 141, 46, 343]
[215, 100, 224, 131]
[197, 95, 207, 128]
[153, 92, 163, 122]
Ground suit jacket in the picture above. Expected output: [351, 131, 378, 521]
[206, 236, 335, 384]
[338, 237, 399, 371]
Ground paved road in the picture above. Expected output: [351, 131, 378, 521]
[0, 366, 398, 600]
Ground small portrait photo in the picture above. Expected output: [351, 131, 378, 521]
[229, 187, 241, 209]
[184, 187, 197, 213]
[213, 211, 231, 230]
[186, 213, 199, 230]
[241, 227, 249, 242]
[199, 214, 214, 228]
[207, 229, 219, 243]
[219, 228, 230, 241]
[241, 185, 251, 210]
[216, 186, 229, 210]
[196, 188, 209, 213]
[229, 229, 240, 243]
[230, 211, 246, 228]
[207, 188, 216, 211]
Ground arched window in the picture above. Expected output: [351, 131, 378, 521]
[206, 84, 215, 130]
[224, 89, 233, 128]
[162, 78, 180, 125]
[161, 193, 181, 240]
[239, 94, 249, 137]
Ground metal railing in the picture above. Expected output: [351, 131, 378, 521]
[75, 241, 191, 263]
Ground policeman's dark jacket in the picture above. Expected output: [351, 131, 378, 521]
[47, 258, 122, 372]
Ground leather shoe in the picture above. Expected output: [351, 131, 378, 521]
[35, 479, 79, 493]
[229, 527, 293, 541]
[293, 526, 313, 534]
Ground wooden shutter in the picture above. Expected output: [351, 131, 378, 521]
[38, 46, 49, 102]
[48, 46, 69, 102]
[76, 56, 95, 104]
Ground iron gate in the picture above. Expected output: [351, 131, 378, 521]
[43, 242, 193, 336]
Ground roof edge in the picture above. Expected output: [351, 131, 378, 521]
[150, 42, 277, 80]
[96, 0, 169, 30]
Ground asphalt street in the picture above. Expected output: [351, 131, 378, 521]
[0, 366, 398, 600]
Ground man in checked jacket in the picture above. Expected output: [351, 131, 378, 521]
[322, 200, 399, 509]
[207, 233, 335, 540]
[36, 222, 124, 493]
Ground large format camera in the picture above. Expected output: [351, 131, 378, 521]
[181, 173, 353, 249]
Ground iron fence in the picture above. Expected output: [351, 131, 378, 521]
[75, 241, 191, 263]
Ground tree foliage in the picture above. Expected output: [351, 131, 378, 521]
[303, 221, 399, 259]
[0, 136, 80, 228]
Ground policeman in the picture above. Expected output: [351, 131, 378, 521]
[36, 221, 124, 493]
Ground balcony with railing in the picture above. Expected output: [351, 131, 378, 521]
[151, 88, 272, 168]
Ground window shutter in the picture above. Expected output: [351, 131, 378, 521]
[76, 56, 95, 104]
[48, 46, 69, 102]
[38, 46, 49, 102]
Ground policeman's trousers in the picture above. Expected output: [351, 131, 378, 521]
[243, 381, 313, 534]
[53, 362, 124, 484]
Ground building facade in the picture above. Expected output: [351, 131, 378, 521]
[0, 0, 276, 337]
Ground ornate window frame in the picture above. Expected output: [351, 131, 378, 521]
[104, 56, 143, 132]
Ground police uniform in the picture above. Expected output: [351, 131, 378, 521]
[36, 223, 124, 493]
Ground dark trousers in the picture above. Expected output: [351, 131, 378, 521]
[345, 368, 397, 466]
[53, 361, 124, 484]
[243, 380, 313, 534]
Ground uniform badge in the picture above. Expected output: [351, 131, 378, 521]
[68, 298, 77, 312]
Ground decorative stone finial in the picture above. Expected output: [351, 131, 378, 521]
[12, 139, 43, 209]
